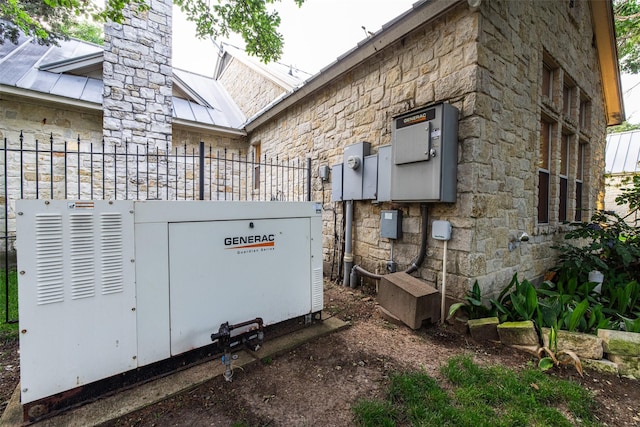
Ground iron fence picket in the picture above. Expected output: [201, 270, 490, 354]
[1, 132, 310, 325]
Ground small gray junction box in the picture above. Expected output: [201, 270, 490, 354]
[380, 210, 402, 239]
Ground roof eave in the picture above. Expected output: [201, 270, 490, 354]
[0, 85, 102, 111]
[171, 118, 247, 137]
[591, 0, 625, 126]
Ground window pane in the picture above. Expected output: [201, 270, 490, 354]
[559, 177, 568, 222]
[576, 142, 584, 180]
[563, 85, 573, 117]
[542, 63, 552, 98]
[560, 134, 569, 176]
[579, 100, 590, 130]
[538, 170, 550, 223]
[539, 121, 550, 169]
[575, 181, 583, 221]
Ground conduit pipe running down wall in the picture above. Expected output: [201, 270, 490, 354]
[345, 204, 429, 287]
[343, 200, 354, 287]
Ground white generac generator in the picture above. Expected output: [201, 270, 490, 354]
[16, 200, 323, 405]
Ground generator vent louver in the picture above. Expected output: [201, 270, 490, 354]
[100, 213, 124, 295]
[312, 267, 323, 311]
[70, 213, 95, 299]
[35, 213, 64, 305]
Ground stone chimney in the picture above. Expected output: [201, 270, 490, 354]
[102, 0, 173, 148]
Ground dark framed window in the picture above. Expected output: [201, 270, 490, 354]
[563, 84, 574, 118]
[579, 98, 590, 131]
[542, 62, 553, 100]
[575, 142, 586, 221]
[538, 120, 552, 224]
[559, 134, 570, 222]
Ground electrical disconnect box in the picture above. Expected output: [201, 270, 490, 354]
[380, 210, 402, 239]
[391, 103, 459, 202]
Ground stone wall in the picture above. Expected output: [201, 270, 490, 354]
[247, 0, 608, 299]
[218, 58, 287, 119]
[0, 95, 103, 143]
[103, 0, 173, 148]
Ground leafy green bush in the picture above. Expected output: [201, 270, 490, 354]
[549, 174, 640, 332]
[554, 175, 640, 288]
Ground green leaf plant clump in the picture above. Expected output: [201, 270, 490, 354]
[447, 280, 496, 320]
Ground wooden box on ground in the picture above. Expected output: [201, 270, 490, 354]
[377, 272, 440, 329]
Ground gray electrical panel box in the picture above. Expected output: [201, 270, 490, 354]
[363, 154, 378, 200]
[343, 142, 371, 200]
[331, 164, 343, 202]
[381, 210, 402, 239]
[376, 145, 392, 202]
[391, 103, 458, 202]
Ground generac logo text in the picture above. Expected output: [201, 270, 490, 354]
[224, 234, 275, 249]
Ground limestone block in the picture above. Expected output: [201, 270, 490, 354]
[607, 354, 640, 378]
[581, 358, 619, 376]
[497, 321, 538, 346]
[541, 328, 604, 360]
[598, 329, 640, 356]
[468, 317, 500, 342]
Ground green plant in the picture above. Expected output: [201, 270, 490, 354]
[536, 274, 614, 334]
[620, 314, 640, 332]
[0, 269, 19, 335]
[447, 280, 496, 320]
[553, 175, 640, 289]
[490, 274, 542, 326]
[354, 355, 600, 426]
[537, 346, 583, 377]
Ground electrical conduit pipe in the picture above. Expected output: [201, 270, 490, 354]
[349, 204, 429, 286]
[343, 200, 354, 287]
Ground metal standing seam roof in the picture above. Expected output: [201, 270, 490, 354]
[0, 33, 246, 130]
[605, 130, 640, 174]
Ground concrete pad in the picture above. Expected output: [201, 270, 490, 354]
[1, 317, 347, 427]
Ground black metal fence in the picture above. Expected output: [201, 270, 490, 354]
[1, 132, 311, 324]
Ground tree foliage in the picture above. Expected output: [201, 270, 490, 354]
[615, 0, 640, 74]
[607, 120, 640, 133]
[0, 0, 303, 62]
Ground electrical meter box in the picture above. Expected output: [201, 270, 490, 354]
[390, 103, 458, 202]
[343, 142, 371, 200]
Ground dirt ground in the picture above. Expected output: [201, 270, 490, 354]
[2, 280, 640, 426]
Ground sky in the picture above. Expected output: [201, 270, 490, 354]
[172, 0, 640, 124]
[172, 0, 416, 75]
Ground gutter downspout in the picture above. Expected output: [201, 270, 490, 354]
[343, 200, 354, 287]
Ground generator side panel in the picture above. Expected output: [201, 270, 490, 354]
[16, 200, 137, 404]
[168, 216, 315, 356]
